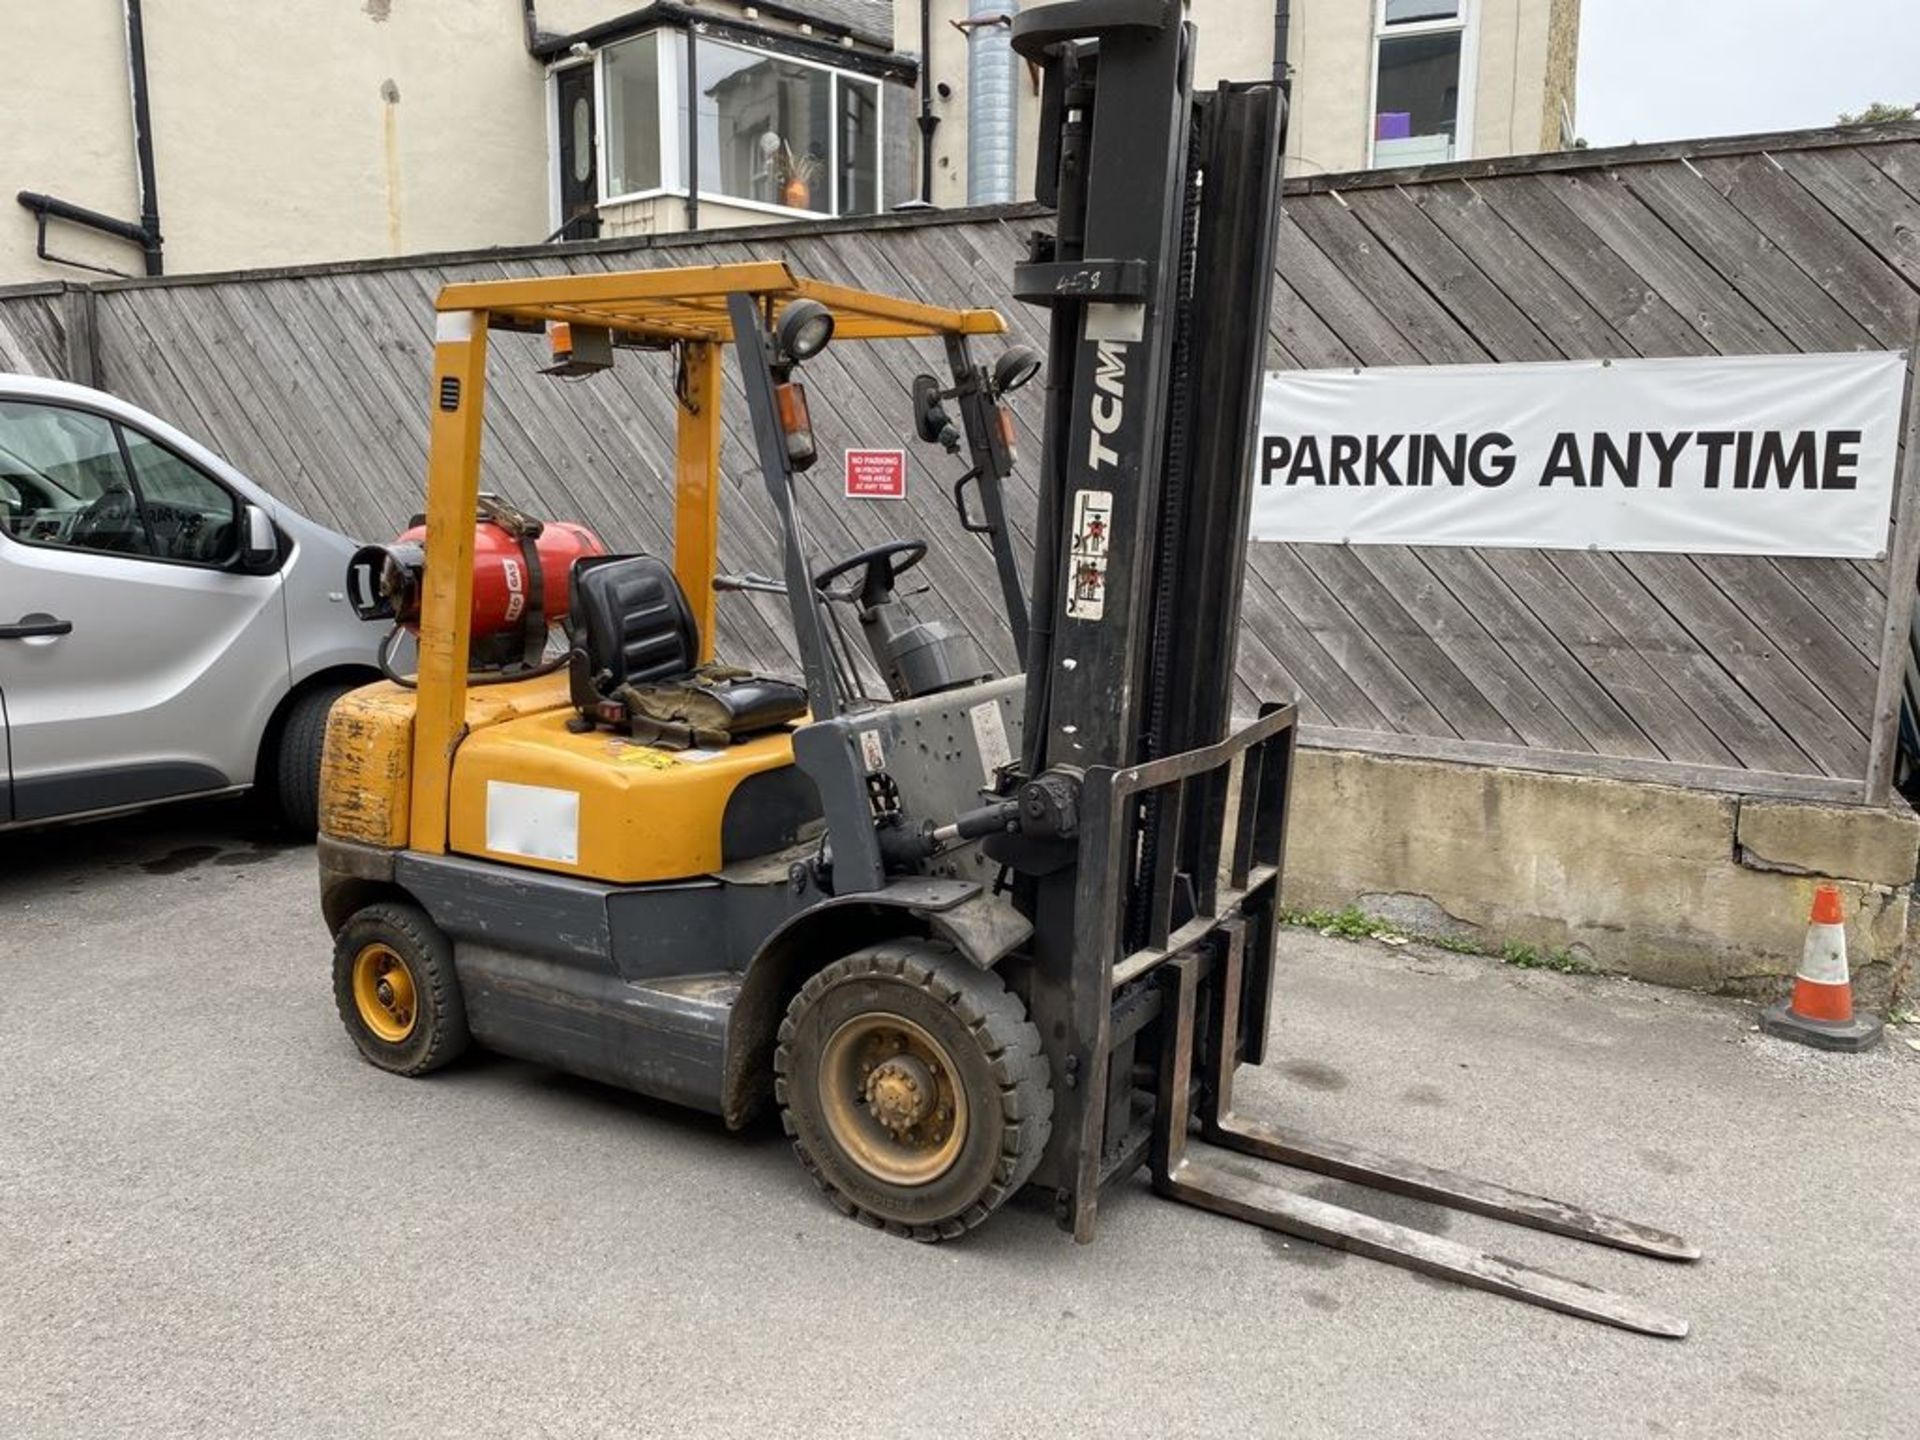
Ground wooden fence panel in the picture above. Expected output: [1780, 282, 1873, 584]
[0, 285, 77, 378]
[6, 125, 1918, 803]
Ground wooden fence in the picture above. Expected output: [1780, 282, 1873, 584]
[4, 122, 1919, 806]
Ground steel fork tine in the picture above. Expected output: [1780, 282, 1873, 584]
[1151, 944, 1697, 1338]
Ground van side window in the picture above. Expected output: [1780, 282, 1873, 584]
[119, 426, 241, 565]
[0, 400, 153, 557]
[0, 401, 244, 567]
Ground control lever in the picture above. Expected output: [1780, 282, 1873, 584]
[930, 798, 1021, 849]
[713, 572, 787, 596]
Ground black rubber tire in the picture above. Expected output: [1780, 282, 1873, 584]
[332, 902, 471, 1076]
[775, 939, 1053, 1241]
[273, 681, 356, 837]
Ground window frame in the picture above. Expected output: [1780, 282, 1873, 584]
[1380, 1, 1465, 31]
[598, 31, 672, 207]
[0, 398, 255, 573]
[557, 27, 885, 220]
[1368, 0, 1479, 170]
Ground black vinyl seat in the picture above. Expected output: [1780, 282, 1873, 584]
[572, 553, 701, 688]
[568, 554, 808, 743]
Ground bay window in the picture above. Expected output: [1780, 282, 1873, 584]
[589, 28, 884, 218]
[1373, 1, 1472, 169]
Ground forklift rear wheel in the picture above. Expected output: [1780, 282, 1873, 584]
[332, 902, 470, 1076]
[775, 940, 1052, 1241]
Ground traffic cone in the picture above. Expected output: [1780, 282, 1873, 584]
[1760, 884, 1884, 1052]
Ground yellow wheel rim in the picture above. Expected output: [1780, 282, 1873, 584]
[819, 1013, 968, 1187]
[352, 942, 418, 1043]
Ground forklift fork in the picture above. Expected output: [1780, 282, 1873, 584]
[1150, 926, 1700, 1338]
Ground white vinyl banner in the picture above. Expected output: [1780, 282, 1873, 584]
[1252, 351, 1909, 558]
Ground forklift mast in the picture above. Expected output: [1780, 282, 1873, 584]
[993, 3, 1698, 1337]
[991, 0, 1292, 1235]
[1015, 0, 1282, 781]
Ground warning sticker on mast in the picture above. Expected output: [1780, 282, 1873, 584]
[1065, 489, 1113, 621]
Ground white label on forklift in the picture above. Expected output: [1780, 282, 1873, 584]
[1065, 489, 1113, 622]
[969, 701, 1013, 778]
[1084, 302, 1146, 343]
[485, 781, 580, 865]
[859, 729, 887, 773]
[434, 311, 474, 342]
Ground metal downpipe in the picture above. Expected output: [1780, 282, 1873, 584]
[966, 3, 1019, 205]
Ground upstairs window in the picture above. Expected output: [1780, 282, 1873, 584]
[604, 33, 663, 197]
[696, 43, 834, 210]
[1373, 1, 1470, 169]
[588, 29, 883, 218]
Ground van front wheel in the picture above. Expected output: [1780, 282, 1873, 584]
[272, 680, 355, 836]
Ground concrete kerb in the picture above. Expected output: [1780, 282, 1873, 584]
[1280, 748, 1920, 1007]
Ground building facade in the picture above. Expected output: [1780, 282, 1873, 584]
[1, 1, 907, 284]
[1, 1, 1575, 286]
[898, 0, 1581, 207]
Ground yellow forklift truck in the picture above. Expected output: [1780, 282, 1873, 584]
[318, 0, 1698, 1333]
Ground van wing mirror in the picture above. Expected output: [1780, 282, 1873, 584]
[240, 504, 279, 572]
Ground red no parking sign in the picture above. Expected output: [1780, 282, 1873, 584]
[845, 448, 907, 500]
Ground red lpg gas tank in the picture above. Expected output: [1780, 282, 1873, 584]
[407, 515, 603, 637]
[348, 505, 606, 640]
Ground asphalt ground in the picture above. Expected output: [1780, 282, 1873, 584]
[2, 799, 1915, 1439]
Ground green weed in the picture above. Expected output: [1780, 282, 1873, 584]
[1498, 940, 1592, 974]
[1279, 907, 1593, 974]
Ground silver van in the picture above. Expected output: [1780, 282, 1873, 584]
[0, 375, 383, 832]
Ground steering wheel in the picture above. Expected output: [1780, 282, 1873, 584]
[812, 539, 927, 606]
[68, 484, 142, 552]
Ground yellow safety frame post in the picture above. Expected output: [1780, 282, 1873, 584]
[674, 340, 725, 663]
[409, 309, 491, 853]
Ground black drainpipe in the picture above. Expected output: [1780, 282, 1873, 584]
[685, 22, 700, 231]
[126, 0, 163, 274]
[917, 0, 939, 205]
[1272, 0, 1292, 93]
[16, 0, 163, 276]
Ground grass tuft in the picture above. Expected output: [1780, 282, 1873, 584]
[1279, 907, 1595, 974]
[1497, 940, 1593, 974]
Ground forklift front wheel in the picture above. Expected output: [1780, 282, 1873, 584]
[332, 902, 471, 1077]
[775, 940, 1053, 1241]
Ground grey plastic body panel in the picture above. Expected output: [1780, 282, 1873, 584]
[457, 944, 738, 1113]
[387, 847, 995, 1118]
[798, 673, 1027, 890]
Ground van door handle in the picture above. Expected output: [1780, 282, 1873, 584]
[0, 614, 73, 639]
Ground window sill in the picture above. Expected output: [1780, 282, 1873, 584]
[599, 190, 857, 223]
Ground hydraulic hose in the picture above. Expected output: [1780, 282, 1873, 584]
[376, 624, 570, 691]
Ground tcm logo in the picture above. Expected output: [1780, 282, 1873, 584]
[1088, 339, 1128, 471]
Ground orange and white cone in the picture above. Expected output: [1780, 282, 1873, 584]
[1760, 884, 1884, 1052]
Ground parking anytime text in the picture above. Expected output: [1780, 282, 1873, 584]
[1260, 429, 1867, 491]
